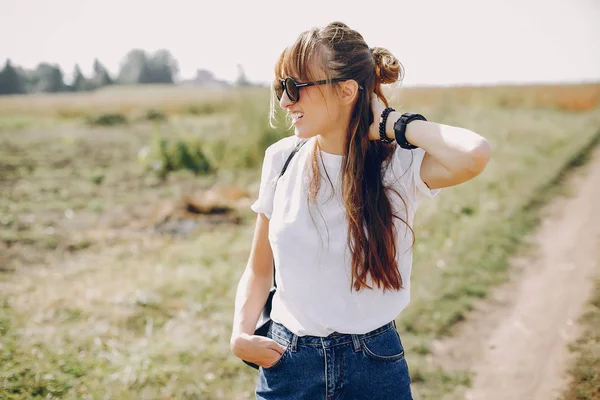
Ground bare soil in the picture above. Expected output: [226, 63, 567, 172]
[430, 146, 600, 400]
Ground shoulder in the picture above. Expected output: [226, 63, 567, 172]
[265, 135, 299, 158]
[263, 135, 303, 171]
[388, 146, 440, 201]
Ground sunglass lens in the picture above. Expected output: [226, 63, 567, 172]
[284, 78, 298, 103]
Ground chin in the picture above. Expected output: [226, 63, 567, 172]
[293, 127, 318, 140]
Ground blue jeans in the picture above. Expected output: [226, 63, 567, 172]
[255, 319, 413, 400]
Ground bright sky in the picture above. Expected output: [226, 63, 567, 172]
[1, 0, 599, 86]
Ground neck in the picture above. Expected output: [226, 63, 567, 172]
[316, 126, 348, 156]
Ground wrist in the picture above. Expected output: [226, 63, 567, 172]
[387, 112, 427, 148]
[378, 107, 395, 143]
[404, 119, 426, 147]
[385, 111, 402, 140]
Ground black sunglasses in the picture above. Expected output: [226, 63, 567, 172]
[274, 77, 363, 103]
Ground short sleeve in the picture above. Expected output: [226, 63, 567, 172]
[250, 136, 297, 219]
[390, 146, 441, 204]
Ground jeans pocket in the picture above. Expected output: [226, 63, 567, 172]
[360, 327, 405, 362]
[263, 331, 290, 370]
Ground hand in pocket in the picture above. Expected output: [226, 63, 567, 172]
[233, 334, 288, 368]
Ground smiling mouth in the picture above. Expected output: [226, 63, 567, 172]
[291, 112, 304, 123]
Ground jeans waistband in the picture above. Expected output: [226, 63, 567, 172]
[269, 319, 397, 351]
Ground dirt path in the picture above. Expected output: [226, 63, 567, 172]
[430, 146, 600, 400]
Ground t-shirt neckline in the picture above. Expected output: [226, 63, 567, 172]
[311, 137, 343, 167]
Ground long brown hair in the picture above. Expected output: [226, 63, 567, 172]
[270, 21, 414, 293]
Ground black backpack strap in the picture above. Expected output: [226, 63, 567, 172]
[279, 138, 308, 178]
[272, 138, 308, 287]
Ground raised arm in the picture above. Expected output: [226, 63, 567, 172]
[385, 113, 491, 190]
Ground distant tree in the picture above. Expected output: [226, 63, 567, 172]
[71, 64, 88, 92]
[235, 64, 251, 87]
[14, 66, 37, 93]
[147, 49, 179, 83]
[91, 58, 113, 87]
[118, 49, 179, 84]
[118, 49, 150, 84]
[0, 59, 25, 95]
[33, 63, 66, 93]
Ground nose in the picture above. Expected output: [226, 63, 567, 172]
[279, 90, 294, 109]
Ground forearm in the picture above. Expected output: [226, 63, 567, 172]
[385, 111, 491, 174]
[230, 267, 272, 348]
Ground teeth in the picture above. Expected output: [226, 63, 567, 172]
[291, 112, 304, 120]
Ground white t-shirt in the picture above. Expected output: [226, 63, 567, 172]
[251, 135, 440, 337]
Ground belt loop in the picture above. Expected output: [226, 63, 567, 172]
[392, 319, 397, 329]
[351, 334, 361, 352]
[291, 332, 298, 352]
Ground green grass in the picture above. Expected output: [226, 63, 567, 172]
[85, 112, 128, 126]
[1, 85, 599, 399]
[560, 279, 600, 400]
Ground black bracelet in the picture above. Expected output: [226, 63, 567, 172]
[378, 107, 395, 143]
[393, 112, 426, 149]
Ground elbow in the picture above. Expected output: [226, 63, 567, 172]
[466, 135, 492, 177]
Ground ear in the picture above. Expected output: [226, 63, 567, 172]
[339, 79, 360, 105]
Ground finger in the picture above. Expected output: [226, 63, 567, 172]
[267, 340, 286, 353]
[268, 346, 285, 356]
[267, 347, 283, 356]
[276, 343, 287, 353]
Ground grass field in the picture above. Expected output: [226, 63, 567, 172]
[1, 82, 599, 399]
[561, 278, 600, 400]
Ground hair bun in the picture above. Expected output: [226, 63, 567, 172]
[371, 47, 403, 84]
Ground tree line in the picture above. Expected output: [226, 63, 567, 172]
[0, 48, 181, 95]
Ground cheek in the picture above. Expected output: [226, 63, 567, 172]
[298, 91, 344, 135]
[315, 105, 341, 131]
[304, 91, 338, 124]
[308, 108, 334, 132]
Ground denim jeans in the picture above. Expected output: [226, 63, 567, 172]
[255, 319, 413, 400]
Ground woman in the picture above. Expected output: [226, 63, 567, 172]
[230, 21, 491, 400]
